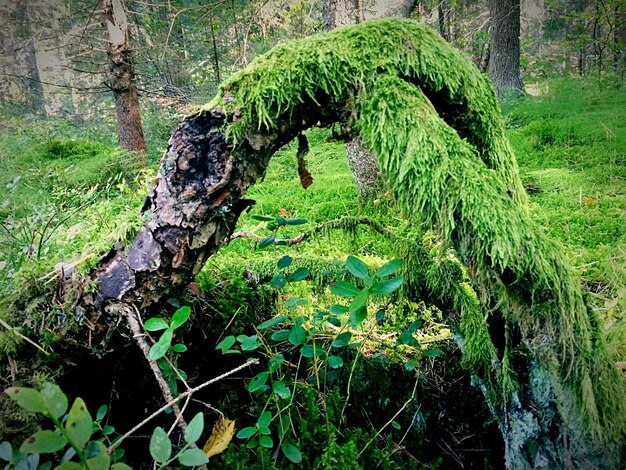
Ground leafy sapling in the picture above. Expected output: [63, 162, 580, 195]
[331, 256, 403, 328]
[149, 412, 209, 468]
[2, 382, 131, 469]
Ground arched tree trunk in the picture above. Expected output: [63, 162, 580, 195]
[488, 0, 525, 99]
[101, 0, 147, 168]
[85, 19, 624, 469]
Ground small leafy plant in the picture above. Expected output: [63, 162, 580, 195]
[1, 382, 130, 469]
[149, 412, 209, 468]
[143, 306, 191, 395]
[213, 247, 434, 465]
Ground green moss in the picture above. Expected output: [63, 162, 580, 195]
[205, 18, 626, 445]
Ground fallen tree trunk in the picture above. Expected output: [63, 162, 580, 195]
[85, 19, 625, 468]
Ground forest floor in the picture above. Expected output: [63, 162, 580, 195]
[0, 78, 624, 468]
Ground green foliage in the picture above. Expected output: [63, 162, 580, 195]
[206, 18, 626, 446]
[149, 413, 209, 469]
[2, 383, 128, 469]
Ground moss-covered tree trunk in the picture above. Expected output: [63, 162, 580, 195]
[86, 19, 625, 468]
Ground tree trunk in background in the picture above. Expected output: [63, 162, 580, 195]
[488, 0, 525, 99]
[0, 1, 47, 112]
[101, 0, 147, 168]
[323, 0, 418, 197]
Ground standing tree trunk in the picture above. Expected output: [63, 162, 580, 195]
[488, 0, 525, 99]
[323, 0, 418, 198]
[101, 0, 147, 168]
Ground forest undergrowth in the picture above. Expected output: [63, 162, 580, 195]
[0, 78, 624, 468]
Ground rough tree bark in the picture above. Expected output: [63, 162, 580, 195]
[84, 19, 624, 469]
[488, 0, 525, 99]
[322, 0, 418, 197]
[101, 0, 147, 167]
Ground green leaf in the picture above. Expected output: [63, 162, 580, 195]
[56, 463, 83, 469]
[300, 344, 325, 358]
[171, 306, 191, 329]
[149, 427, 172, 463]
[40, 382, 68, 419]
[376, 258, 402, 277]
[259, 435, 274, 448]
[375, 309, 386, 321]
[331, 332, 352, 348]
[285, 218, 307, 225]
[95, 404, 107, 422]
[143, 317, 169, 331]
[277, 255, 292, 269]
[404, 358, 419, 371]
[246, 439, 259, 448]
[171, 343, 188, 353]
[0, 442, 11, 461]
[257, 411, 272, 429]
[348, 306, 368, 328]
[408, 320, 423, 332]
[85, 441, 110, 470]
[240, 335, 260, 351]
[258, 315, 289, 329]
[251, 215, 275, 222]
[216, 335, 236, 352]
[423, 348, 443, 357]
[397, 330, 419, 347]
[346, 256, 369, 279]
[185, 412, 204, 444]
[272, 381, 291, 399]
[102, 425, 115, 435]
[285, 297, 307, 309]
[178, 448, 209, 466]
[349, 288, 369, 312]
[65, 397, 93, 449]
[111, 464, 134, 470]
[330, 281, 360, 297]
[391, 421, 401, 430]
[248, 372, 270, 393]
[269, 353, 285, 373]
[257, 236, 275, 250]
[330, 304, 349, 315]
[270, 329, 290, 341]
[327, 355, 344, 368]
[5, 387, 47, 414]
[149, 329, 173, 360]
[236, 427, 257, 439]
[288, 325, 306, 345]
[281, 443, 302, 463]
[327, 316, 342, 327]
[370, 277, 403, 295]
[287, 267, 308, 282]
[20, 430, 67, 453]
[269, 273, 287, 290]
[276, 216, 287, 225]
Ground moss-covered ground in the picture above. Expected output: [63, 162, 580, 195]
[0, 78, 624, 467]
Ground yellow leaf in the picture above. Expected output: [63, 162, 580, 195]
[203, 418, 236, 458]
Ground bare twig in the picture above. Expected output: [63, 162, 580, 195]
[108, 358, 258, 453]
[112, 303, 189, 436]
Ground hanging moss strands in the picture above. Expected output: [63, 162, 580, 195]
[196, 18, 625, 466]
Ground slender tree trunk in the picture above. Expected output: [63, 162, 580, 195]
[488, 0, 525, 99]
[323, 0, 422, 197]
[209, 17, 221, 84]
[101, 0, 147, 168]
[13, 2, 46, 113]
